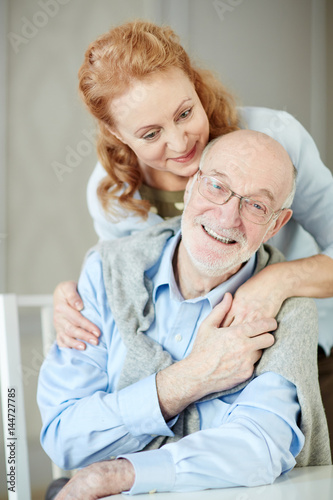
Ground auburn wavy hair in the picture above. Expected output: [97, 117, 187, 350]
[78, 20, 239, 219]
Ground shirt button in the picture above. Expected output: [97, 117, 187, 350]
[175, 334, 182, 342]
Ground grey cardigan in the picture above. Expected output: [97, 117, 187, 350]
[98, 217, 331, 466]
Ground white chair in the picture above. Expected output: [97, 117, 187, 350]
[0, 294, 70, 500]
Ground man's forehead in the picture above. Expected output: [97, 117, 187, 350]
[203, 150, 256, 178]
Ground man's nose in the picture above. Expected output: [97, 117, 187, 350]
[215, 195, 242, 226]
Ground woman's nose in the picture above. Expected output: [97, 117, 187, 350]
[166, 127, 188, 153]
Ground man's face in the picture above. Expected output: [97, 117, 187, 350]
[180, 132, 293, 278]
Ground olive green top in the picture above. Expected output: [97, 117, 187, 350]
[139, 184, 185, 219]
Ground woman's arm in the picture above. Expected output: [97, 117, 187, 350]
[223, 254, 333, 326]
[54, 161, 165, 349]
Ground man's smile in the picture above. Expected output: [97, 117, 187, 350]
[202, 225, 237, 244]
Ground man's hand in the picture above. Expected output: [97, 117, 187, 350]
[55, 459, 135, 500]
[156, 293, 276, 421]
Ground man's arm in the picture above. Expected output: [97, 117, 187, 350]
[121, 372, 304, 495]
[55, 372, 304, 499]
[38, 256, 277, 469]
[37, 253, 176, 469]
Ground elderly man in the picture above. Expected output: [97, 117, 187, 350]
[38, 130, 330, 499]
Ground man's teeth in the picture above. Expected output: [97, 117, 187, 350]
[203, 226, 236, 244]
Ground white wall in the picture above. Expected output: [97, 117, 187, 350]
[0, 1, 8, 294]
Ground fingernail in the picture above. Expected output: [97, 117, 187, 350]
[92, 330, 100, 337]
[77, 344, 85, 350]
[75, 301, 82, 309]
[90, 338, 98, 345]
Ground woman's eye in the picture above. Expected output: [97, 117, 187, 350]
[143, 130, 160, 141]
[211, 182, 222, 190]
[178, 108, 193, 120]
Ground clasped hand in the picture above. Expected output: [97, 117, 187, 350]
[156, 293, 276, 420]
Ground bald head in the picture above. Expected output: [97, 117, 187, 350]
[200, 130, 296, 209]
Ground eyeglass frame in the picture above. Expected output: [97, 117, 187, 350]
[196, 169, 286, 226]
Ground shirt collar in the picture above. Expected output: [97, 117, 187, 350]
[151, 230, 257, 306]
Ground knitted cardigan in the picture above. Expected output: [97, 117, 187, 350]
[98, 217, 331, 466]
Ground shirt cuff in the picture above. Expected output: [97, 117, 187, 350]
[117, 374, 177, 437]
[119, 449, 176, 495]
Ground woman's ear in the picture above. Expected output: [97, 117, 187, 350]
[263, 208, 293, 243]
[105, 123, 126, 144]
[112, 130, 126, 144]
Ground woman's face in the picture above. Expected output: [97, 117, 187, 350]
[110, 67, 210, 184]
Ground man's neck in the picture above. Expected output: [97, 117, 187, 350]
[173, 242, 242, 300]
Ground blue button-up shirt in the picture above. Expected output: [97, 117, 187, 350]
[37, 233, 304, 491]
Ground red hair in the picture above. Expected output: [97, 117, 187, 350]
[78, 20, 239, 219]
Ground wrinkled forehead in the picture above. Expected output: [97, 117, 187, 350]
[202, 149, 257, 179]
[202, 145, 290, 207]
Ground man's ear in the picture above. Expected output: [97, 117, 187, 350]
[263, 208, 293, 243]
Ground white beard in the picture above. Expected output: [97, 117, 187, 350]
[181, 214, 266, 278]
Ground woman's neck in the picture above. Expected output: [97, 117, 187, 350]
[140, 163, 189, 191]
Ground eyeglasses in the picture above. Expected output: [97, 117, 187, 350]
[197, 170, 284, 225]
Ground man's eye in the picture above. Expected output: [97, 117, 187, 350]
[250, 201, 266, 212]
[211, 182, 222, 190]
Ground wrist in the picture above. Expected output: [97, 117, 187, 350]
[156, 358, 202, 420]
[100, 459, 135, 494]
[259, 262, 290, 302]
[113, 459, 135, 492]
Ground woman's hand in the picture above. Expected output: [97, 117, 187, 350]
[54, 281, 100, 350]
[223, 254, 333, 327]
[222, 266, 286, 327]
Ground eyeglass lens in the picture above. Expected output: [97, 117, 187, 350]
[199, 176, 271, 224]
